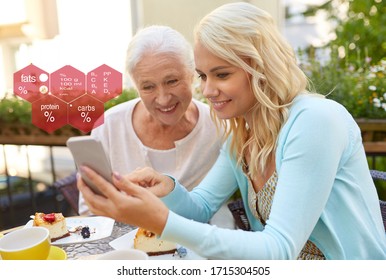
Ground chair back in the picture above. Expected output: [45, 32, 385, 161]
[380, 200, 386, 232]
[53, 172, 79, 215]
[227, 198, 250, 231]
[370, 170, 386, 231]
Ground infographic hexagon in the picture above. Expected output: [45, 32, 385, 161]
[86, 64, 122, 102]
[68, 94, 104, 133]
[32, 95, 68, 133]
[51, 65, 86, 102]
[13, 64, 50, 103]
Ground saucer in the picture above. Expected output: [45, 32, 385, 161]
[47, 246, 67, 260]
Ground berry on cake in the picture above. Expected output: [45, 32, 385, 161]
[134, 228, 177, 256]
[33, 212, 70, 241]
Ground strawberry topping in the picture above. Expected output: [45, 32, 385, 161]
[43, 213, 56, 223]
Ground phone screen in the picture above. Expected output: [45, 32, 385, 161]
[66, 136, 113, 196]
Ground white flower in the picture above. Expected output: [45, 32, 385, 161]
[373, 98, 381, 107]
[369, 85, 377, 91]
[367, 73, 376, 79]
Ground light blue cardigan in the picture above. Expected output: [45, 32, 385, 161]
[160, 94, 386, 259]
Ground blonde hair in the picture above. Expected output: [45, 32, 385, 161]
[194, 2, 309, 178]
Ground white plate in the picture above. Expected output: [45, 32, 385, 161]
[25, 216, 115, 245]
[109, 228, 205, 260]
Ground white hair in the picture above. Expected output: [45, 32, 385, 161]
[126, 25, 194, 81]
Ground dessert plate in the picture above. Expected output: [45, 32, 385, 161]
[25, 216, 115, 245]
[109, 228, 205, 260]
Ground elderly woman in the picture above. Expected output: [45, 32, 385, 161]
[78, 25, 223, 215]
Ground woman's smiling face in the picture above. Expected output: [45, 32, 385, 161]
[132, 52, 193, 126]
[194, 41, 257, 120]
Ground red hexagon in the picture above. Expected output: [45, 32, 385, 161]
[31, 94, 68, 133]
[86, 64, 122, 102]
[51, 65, 86, 103]
[13, 64, 50, 103]
[68, 94, 104, 133]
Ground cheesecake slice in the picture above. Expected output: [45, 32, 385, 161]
[134, 228, 177, 256]
[33, 212, 70, 241]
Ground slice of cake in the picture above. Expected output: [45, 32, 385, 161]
[33, 212, 70, 241]
[134, 228, 177, 256]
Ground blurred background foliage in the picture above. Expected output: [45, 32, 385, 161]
[297, 0, 386, 119]
[299, 0, 386, 65]
[297, 0, 386, 198]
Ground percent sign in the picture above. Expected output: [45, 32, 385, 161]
[81, 112, 91, 122]
[44, 111, 55, 122]
[18, 86, 27, 94]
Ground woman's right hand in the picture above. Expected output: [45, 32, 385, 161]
[124, 167, 175, 197]
[77, 166, 169, 235]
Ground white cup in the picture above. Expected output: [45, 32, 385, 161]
[97, 249, 149, 260]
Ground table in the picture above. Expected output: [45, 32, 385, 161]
[1, 221, 135, 260]
[62, 221, 135, 260]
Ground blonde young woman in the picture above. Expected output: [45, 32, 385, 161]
[78, 3, 386, 259]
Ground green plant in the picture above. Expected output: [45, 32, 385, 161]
[104, 88, 138, 110]
[292, 0, 386, 66]
[299, 47, 386, 119]
[0, 95, 32, 125]
[330, 0, 386, 66]
[0, 88, 138, 127]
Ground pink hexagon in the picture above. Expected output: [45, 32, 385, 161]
[68, 94, 104, 133]
[13, 64, 50, 103]
[51, 65, 86, 102]
[32, 95, 68, 133]
[86, 64, 122, 102]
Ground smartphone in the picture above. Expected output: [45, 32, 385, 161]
[66, 135, 113, 196]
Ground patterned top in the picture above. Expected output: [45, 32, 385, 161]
[246, 170, 325, 260]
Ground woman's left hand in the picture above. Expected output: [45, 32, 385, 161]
[77, 166, 169, 235]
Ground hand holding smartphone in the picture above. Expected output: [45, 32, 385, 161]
[66, 136, 113, 196]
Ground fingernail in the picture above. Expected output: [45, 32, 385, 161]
[113, 171, 122, 181]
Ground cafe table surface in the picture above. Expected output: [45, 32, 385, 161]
[0, 220, 135, 260]
[63, 221, 135, 260]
